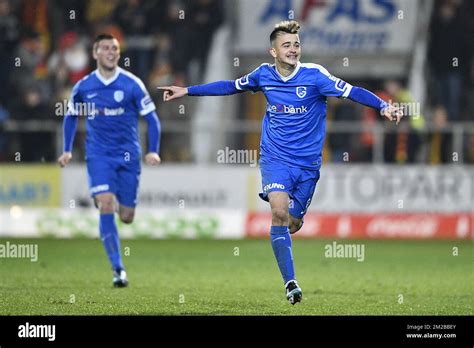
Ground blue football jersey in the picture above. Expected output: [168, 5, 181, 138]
[67, 67, 156, 158]
[235, 62, 353, 169]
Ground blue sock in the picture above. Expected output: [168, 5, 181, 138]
[99, 214, 124, 271]
[270, 225, 295, 284]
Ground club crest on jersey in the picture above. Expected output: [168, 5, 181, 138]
[296, 86, 307, 98]
[114, 90, 124, 102]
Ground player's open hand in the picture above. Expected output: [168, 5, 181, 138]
[145, 152, 161, 166]
[157, 86, 188, 102]
[381, 105, 404, 125]
[57, 152, 72, 167]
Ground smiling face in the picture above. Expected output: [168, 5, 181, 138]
[93, 38, 120, 71]
[269, 33, 301, 69]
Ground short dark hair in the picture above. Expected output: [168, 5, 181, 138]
[269, 20, 301, 44]
[93, 33, 116, 51]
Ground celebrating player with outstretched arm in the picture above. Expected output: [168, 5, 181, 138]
[158, 21, 403, 305]
[58, 34, 162, 287]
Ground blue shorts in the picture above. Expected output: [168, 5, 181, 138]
[259, 161, 320, 219]
[86, 156, 141, 208]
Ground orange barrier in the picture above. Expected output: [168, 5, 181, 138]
[246, 212, 473, 239]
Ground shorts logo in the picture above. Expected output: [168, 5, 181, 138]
[296, 86, 307, 98]
[114, 90, 124, 102]
[91, 184, 110, 194]
[263, 183, 285, 192]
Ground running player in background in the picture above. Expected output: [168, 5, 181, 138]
[158, 21, 403, 304]
[58, 34, 162, 287]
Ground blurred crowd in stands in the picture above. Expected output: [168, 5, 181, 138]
[0, 0, 223, 107]
[0, 0, 472, 164]
[0, 0, 223, 162]
[325, 0, 473, 164]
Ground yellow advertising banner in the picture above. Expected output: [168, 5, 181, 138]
[0, 165, 60, 207]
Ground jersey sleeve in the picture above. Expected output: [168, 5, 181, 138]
[314, 65, 353, 98]
[66, 80, 83, 116]
[234, 65, 263, 92]
[132, 78, 156, 116]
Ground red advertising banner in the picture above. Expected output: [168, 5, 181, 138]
[246, 212, 474, 239]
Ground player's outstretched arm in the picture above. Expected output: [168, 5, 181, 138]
[157, 86, 188, 102]
[57, 115, 78, 167]
[379, 103, 404, 125]
[158, 80, 241, 102]
[347, 86, 404, 125]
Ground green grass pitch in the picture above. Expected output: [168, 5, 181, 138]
[0, 238, 472, 315]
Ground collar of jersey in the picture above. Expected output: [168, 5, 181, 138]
[94, 67, 121, 86]
[272, 61, 301, 82]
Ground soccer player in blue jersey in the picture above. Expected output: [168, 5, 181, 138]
[158, 21, 403, 304]
[57, 34, 162, 288]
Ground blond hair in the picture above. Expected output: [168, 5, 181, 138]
[270, 20, 301, 44]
